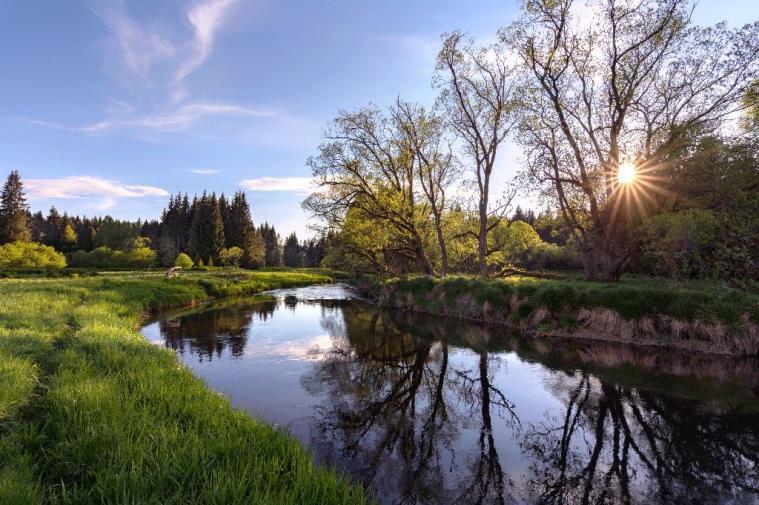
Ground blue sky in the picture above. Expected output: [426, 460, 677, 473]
[1, 0, 756, 237]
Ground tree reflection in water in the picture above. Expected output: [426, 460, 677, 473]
[150, 295, 759, 505]
[521, 374, 759, 504]
[158, 299, 276, 360]
[304, 304, 759, 505]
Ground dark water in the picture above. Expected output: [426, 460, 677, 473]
[141, 284, 759, 505]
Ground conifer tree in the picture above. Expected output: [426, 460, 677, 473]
[0, 170, 31, 243]
[283, 232, 302, 267]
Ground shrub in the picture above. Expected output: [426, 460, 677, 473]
[67, 246, 157, 269]
[219, 247, 244, 268]
[0, 242, 66, 269]
[174, 253, 194, 269]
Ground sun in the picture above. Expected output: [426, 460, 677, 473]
[617, 162, 637, 184]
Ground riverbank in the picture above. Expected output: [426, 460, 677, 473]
[0, 270, 371, 504]
[378, 276, 759, 356]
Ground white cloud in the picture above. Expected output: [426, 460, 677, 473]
[175, 0, 237, 92]
[25, 176, 169, 211]
[13, 101, 277, 133]
[190, 168, 220, 174]
[240, 177, 315, 193]
[93, 0, 175, 83]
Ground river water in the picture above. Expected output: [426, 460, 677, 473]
[141, 284, 759, 505]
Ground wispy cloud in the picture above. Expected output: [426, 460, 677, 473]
[93, 0, 175, 84]
[189, 168, 219, 174]
[174, 0, 237, 100]
[240, 177, 315, 194]
[12, 102, 277, 133]
[26, 175, 169, 211]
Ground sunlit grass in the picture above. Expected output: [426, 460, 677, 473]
[0, 269, 371, 505]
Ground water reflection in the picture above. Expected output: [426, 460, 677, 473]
[142, 286, 759, 505]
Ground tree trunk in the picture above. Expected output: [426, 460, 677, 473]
[433, 209, 448, 278]
[478, 175, 490, 278]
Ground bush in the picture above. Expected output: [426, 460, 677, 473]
[174, 253, 194, 269]
[219, 247, 244, 267]
[641, 209, 719, 281]
[67, 246, 157, 269]
[0, 242, 66, 269]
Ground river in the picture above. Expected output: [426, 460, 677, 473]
[141, 283, 759, 505]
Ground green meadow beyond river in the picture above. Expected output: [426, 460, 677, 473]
[141, 283, 759, 505]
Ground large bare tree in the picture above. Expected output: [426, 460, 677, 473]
[436, 32, 519, 278]
[512, 0, 759, 281]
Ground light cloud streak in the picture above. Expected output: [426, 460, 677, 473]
[21, 0, 262, 137]
[174, 0, 237, 99]
[25, 175, 169, 211]
[13, 102, 277, 133]
[190, 168, 220, 174]
[240, 177, 315, 194]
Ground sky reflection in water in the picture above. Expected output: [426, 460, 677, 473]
[141, 284, 759, 505]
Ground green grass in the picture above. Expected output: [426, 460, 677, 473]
[385, 274, 759, 325]
[0, 269, 371, 505]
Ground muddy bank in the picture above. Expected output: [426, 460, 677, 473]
[377, 277, 759, 357]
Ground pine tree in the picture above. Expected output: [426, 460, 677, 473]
[188, 192, 225, 264]
[0, 170, 31, 243]
[225, 191, 264, 268]
[283, 232, 302, 267]
[259, 223, 282, 267]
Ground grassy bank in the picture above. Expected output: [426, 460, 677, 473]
[0, 270, 371, 504]
[380, 276, 759, 356]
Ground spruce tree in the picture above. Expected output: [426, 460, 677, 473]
[283, 232, 302, 267]
[0, 170, 31, 243]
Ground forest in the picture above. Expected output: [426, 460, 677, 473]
[0, 174, 328, 271]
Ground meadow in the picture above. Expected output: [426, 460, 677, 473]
[0, 269, 371, 505]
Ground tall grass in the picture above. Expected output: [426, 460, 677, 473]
[380, 275, 759, 355]
[0, 270, 371, 505]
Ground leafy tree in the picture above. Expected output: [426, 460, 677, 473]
[0, 170, 31, 243]
[513, 0, 759, 281]
[174, 252, 194, 269]
[219, 247, 244, 268]
[642, 209, 720, 286]
[0, 242, 66, 269]
[436, 32, 518, 277]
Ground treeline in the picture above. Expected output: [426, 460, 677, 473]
[0, 171, 328, 269]
[306, 0, 759, 285]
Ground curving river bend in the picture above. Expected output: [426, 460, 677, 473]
[141, 284, 759, 505]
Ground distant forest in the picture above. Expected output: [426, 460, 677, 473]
[0, 170, 328, 269]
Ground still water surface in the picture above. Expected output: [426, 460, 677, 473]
[141, 284, 759, 505]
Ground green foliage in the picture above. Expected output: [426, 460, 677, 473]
[93, 216, 141, 250]
[0, 242, 66, 269]
[0, 271, 368, 504]
[386, 275, 758, 326]
[218, 246, 243, 267]
[174, 252, 194, 269]
[283, 232, 303, 267]
[189, 192, 225, 265]
[68, 246, 157, 269]
[0, 171, 31, 244]
[641, 209, 720, 282]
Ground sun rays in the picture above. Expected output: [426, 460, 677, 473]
[609, 160, 671, 224]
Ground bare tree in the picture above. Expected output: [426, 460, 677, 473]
[435, 32, 519, 277]
[512, 0, 759, 281]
